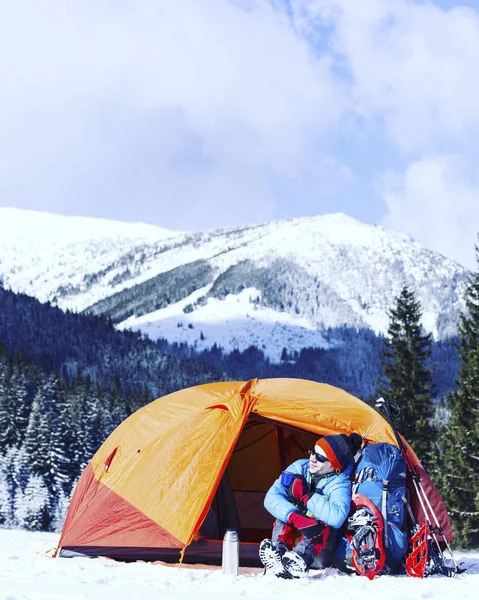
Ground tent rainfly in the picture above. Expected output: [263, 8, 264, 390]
[56, 379, 452, 566]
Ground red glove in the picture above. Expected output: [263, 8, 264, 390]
[288, 476, 310, 506]
[288, 512, 326, 539]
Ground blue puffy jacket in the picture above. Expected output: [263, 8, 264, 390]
[264, 459, 354, 528]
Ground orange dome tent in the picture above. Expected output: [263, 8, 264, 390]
[56, 378, 451, 566]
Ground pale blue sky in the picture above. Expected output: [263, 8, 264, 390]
[0, 0, 478, 267]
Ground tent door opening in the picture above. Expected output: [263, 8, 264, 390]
[199, 416, 318, 543]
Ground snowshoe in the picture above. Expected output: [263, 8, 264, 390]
[406, 522, 429, 578]
[406, 522, 463, 578]
[346, 493, 386, 580]
[259, 539, 286, 576]
[282, 550, 308, 578]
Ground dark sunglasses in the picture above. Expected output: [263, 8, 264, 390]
[308, 449, 329, 463]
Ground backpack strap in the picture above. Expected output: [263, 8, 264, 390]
[382, 479, 389, 548]
[352, 467, 376, 495]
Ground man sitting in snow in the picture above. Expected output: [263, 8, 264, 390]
[260, 432, 362, 578]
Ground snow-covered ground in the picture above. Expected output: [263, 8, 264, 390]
[1, 529, 478, 600]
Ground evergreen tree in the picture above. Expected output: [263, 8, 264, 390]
[0, 446, 23, 526]
[437, 244, 479, 548]
[378, 286, 436, 470]
[49, 382, 75, 496]
[0, 357, 32, 451]
[0, 453, 11, 526]
[14, 473, 50, 531]
[51, 487, 70, 533]
[10, 360, 31, 443]
[0, 358, 8, 449]
[76, 378, 102, 471]
[22, 388, 51, 481]
[64, 376, 109, 481]
[26, 373, 77, 496]
[12, 446, 33, 493]
[0, 362, 17, 451]
[62, 376, 85, 482]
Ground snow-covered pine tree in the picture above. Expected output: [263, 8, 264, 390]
[0, 355, 34, 452]
[12, 445, 33, 494]
[0, 453, 11, 526]
[10, 360, 31, 444]
[109, 375, 130, 430]
[0, 361, 17, 452]
[50, 487, 70, 533]
[26, 373, 78, 498]
[0, 446, 22, 526]
[62, 377, 85, 482]
[22, 388, 50, 480]
[0, 356, 8, 450]
[378, 286, 436, 470]
[437, 244, 479, 548]
[49, 381, 75, 496]
[63, 375, 106, 481]
[84, 385, 106, 461]
[13, 473, 50, 531]
[71, 376, 96, 474]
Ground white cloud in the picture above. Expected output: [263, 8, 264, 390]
[1, 0, 478, 265]
[0, 0, 346, 228]
[291, 0, 479, 151]
[379, 155, 479, 269]
[287, 0, 479, 267]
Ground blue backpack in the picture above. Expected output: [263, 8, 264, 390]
[335, 442, 409, 573]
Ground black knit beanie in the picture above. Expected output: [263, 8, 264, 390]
[315, 432, 362, 472]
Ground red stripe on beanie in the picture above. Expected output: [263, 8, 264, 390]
[316, 438, 342, 472]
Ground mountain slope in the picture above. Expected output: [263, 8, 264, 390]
[0, 208, 469, 361]
[0, 284, 223, 404]
[0, 207, 181, 308]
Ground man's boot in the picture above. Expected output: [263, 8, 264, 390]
[282, 550, 309, 578]
[259, 539, 286, 575]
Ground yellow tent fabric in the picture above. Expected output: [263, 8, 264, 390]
[58, 378, 406, 562]
[93, 378, 398, 546]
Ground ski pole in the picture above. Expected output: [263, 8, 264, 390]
[414, 476, 459, 570]
[409, 476, 452, 569]
[376, 398, 449, 568]
[377, 397, 458, 570]
[375, 397, 459, 573]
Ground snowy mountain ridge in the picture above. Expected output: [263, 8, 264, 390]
[0, 207, 469, 361]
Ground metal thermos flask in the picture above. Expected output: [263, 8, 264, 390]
[222, 529, 239, 575]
